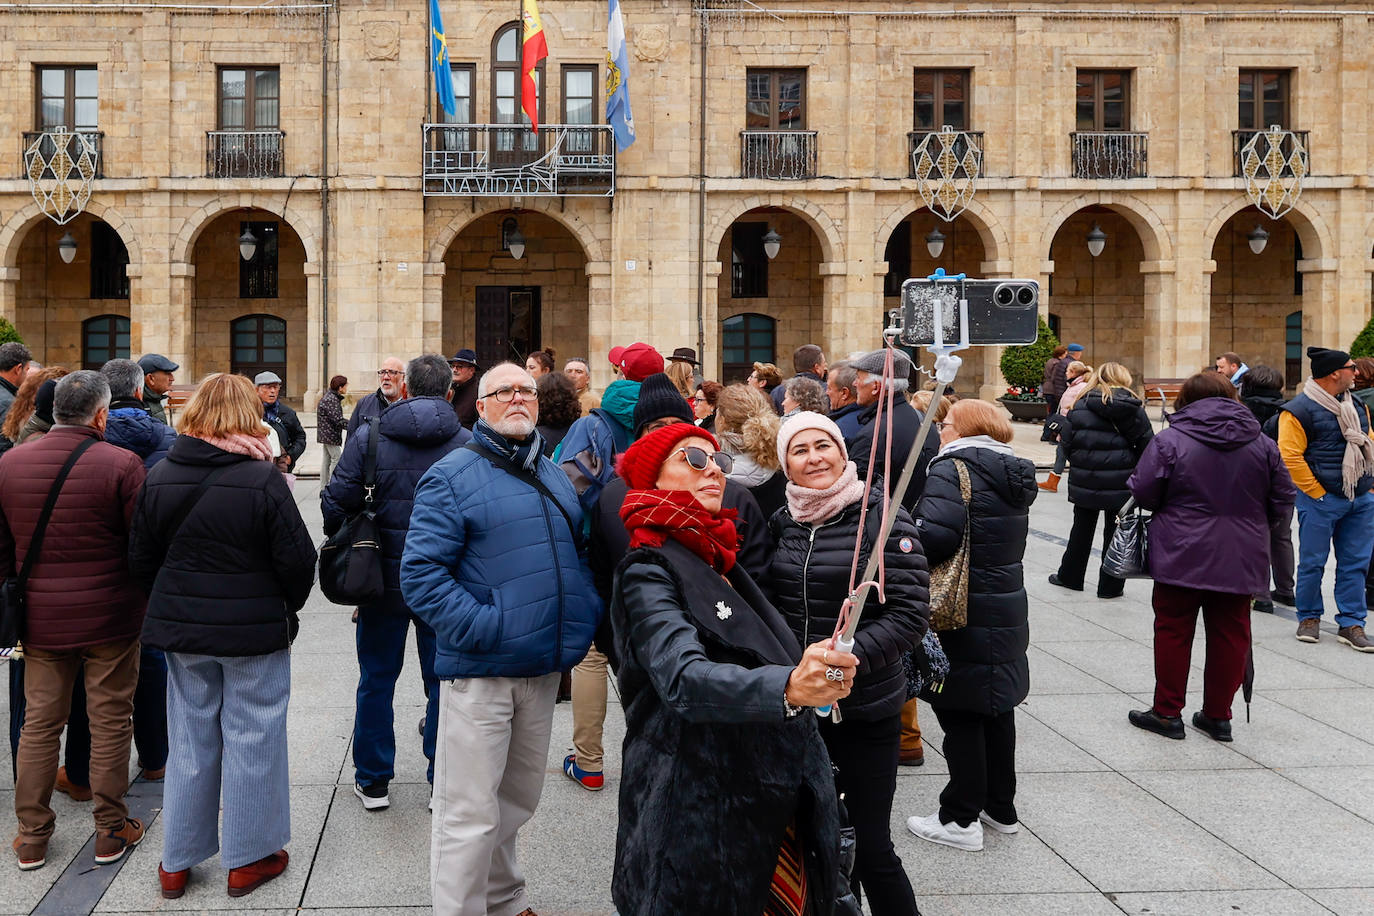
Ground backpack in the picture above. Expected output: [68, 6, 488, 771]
[556, 407, 629, 517]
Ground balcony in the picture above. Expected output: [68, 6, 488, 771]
[1233, 129, 1309, 178]
[207, 130, 285, 178]
[21, 130, 103, 180]
[1070, 131, 1148, 179]
[908, 130, 984, 179]
[740, 130, 817, 180]
[422, 124, 615, 197]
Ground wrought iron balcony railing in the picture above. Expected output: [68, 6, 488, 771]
[207, 130, 285, 178]
[907, 130, 984, 179]
[21, 130, 103, 180]
[740, 130, 817, 180]
[1070, 131, 1148, 179]
[1233, 129, 1310, 178]
[422, 124, 615, 197]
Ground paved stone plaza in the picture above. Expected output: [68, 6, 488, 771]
[5, 428, 1374, 915]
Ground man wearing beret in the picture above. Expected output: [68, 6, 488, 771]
[1279, 346, 1374, 652]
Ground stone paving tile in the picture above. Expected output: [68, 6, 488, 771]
[1108, 889, 1333, 915]
[915, 892, 1122, 915]
[1025, 598, 1126, 642]
[1024, 644, 1120, 694]
[1261, 687, 1374, 738]
[300, 785, 430, 910]
[1190, 694, 1374, 770]
[1278, 765, 1374, 824]
[1033, 639, 1182, 694]
[1305, 888, 1374, 915]
[1250, 635, 1374, 688]
[0, 788, 109, 915]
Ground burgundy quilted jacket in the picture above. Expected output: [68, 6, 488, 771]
[0, 425, 147, 650]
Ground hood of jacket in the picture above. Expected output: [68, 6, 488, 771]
[1080, 387, 1144, 422]
[104, 406, 167, 458]
[1168, 396, 1262, 452]
[939, 445, 1038, 508]
[599, 378, 641, 431]
[378, 395, 463, 446]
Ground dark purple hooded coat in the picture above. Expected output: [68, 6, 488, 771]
[1127, 397, 1295, 595]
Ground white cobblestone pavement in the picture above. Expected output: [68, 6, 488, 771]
[4, 414, 1374, 915]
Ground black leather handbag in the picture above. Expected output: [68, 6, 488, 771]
[318, 417, 385, 606]
[1102, 497, 1152, 580]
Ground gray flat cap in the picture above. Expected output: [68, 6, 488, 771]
[851, 348, 914, 378]
[253, 371, 283, 386]
[137, 353, 179, 373]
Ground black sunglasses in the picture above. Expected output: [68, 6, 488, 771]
[674, 445, 733, 475]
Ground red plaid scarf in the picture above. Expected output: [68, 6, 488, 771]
[620, 489, 740, 575]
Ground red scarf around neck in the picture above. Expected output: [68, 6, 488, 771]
[620, 489, 740, 575]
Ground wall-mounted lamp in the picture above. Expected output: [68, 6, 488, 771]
[1247, 224, 1270, 255]
[57, 231, 77, 264]
[1085, 223, 1107, 258]
[238, 227, 258, 261]
[762, 227, 782, 260]
[503, 217, 526, 260]
[925, 226, 946, 259]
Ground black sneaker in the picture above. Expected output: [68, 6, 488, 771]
[1128, 708, 1185, 740]
[1271, 591, 1296, 607]
[1191, 712, 1233, 742]
[1048, 574, 1083, 592]
[354, 781, 390, 811]
[1253, 599, 1274, 614]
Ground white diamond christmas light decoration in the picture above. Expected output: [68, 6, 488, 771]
[912, 126, 982, 222]
[1240, 125, 1307, 220]
[25, 129, 98, 226]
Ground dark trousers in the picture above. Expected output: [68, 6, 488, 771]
[353, 608, 439, 786]
[819, 713, 918, 916]
[1057, 502, 1126, 597]
[1270, 508, 1295, 598]
[1151, 583, 1250, 720]
[933, 706, 1017, 829]
[1045, 393, 1062, 416]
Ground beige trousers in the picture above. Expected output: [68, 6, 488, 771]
[570, 646, 609, 771]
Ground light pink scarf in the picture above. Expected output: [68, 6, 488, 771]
[785, 460, 866, 525]
[191, 431, 275, 461]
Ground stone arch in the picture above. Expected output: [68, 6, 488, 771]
[873, 198, 1008, 266]
[1039, 192, 1173, 264]
[426, 199, 606, 265]
[1202, 197, 1331, 261]
[704, 194, 844, 267]
[171, 194, 320, 266]
[0, 199, 142, 270]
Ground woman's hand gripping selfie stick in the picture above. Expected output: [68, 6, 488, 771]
[816, 270, 967, 722]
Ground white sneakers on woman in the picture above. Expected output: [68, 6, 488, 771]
[907, 810, 1020, 851]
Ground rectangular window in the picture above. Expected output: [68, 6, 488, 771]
[913, 69, 970, 131]
[90, 222, 130, 300]
[239, 220, 279, 299]
[731, 223, 768, 299]
[441, 64, 475, 124]
[562, 65, 597, 125]
[218, 67, 280, 130]
[36, 65, 97, 130]
[1238, 69, 1290, 131]
[1076, 70, 1130, 131]
[746, 69, 806, 131]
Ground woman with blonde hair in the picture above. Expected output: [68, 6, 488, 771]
[1050, 361, 1154, 598]
[129, 373, 317, 900]
[714, 383, 787, 517]
[747, 362, 784, 400]
[0, 366, 69, 452]
[665, 357, 696, 400]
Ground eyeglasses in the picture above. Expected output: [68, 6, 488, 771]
[674, 445, 733, 474]
[1343, 364, 1358, 371]
[377, 369, 403, 377]
[687, 397, 701, 406]
[480, 385, 539, 403]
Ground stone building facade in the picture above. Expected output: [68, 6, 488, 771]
[1, 0, 1371, 405]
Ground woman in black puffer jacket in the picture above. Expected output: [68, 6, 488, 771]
[1051, 362, 1154, 599]
[768, 412, 928, 915]
[909, 399, 1037, 853]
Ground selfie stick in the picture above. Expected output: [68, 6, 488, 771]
[817, 269, 967, 721]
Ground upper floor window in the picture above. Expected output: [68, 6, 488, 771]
[219, 67, 280, 131]
[1238, 69, 1290, 130]
[493, 22, 543, 128]
[563, 65, 597, 125]
[36, 65, 96, 131]
[1076, 70, 1130, 131]
[239, 220, 279, 299]
[441, 64, 475, 124]
[746, 69, 806, 131]
[914, 69, 970, 131]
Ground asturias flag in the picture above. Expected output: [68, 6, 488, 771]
[430, 0, 456, 117]
[521, 0, 548, 133]
[606, 0, 636, 151]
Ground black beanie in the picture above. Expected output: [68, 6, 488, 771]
[1308, 346, 1351, 379]
[34, 379, 57, 424]
[632, 372, 693, 438]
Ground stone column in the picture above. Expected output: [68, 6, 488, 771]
[0, 268, 18, 325]
[820, 260, 864, 358]
[1140, 259, 1181, 379]
[304, 264, 322, 410]
[167, 262, 194, 374]
[701, 260, 722, 381]
[585, 260, 613, 388]
[124, 261, 146, 356]
[1297, 259, 1340, 352]
[422, 261, 445, 348]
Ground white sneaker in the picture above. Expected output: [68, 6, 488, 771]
[354, 781, 390, 811]
[906, 812, 983, 851]
[978, 811, 1019, 834]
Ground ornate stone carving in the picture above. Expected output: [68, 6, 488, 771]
[635, 25, 668, 62]
[363, 22, 400, 61]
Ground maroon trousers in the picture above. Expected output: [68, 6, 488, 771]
[1151, 583, 1251, 721]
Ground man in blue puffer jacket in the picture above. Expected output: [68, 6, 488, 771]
[100, 359, 176, 469]
[321, 354, 470, 811]
[402, 360, 601, 916]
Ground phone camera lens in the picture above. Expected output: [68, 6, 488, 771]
[1016, 286, 1036, 306]
[994, 286, 1014, 306]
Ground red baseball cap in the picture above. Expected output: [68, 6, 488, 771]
[608, 345, 627, 367]
[619, 342, 664, 382]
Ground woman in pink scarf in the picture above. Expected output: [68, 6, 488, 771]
[765, 411, 930, 914]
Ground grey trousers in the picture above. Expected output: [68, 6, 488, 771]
[320, 443, 343, 485]
[162, 650, 291, 872]
[431, 673, 559, 916]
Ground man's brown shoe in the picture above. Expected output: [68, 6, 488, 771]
[227, 849, 288, 897]
[159, 863, 189, 899]
[515, 909, 539, 916]
[142, 767, 165, 781]
[898, 748, 925, 767]
[94, 817, 144, 865]
[1337, 625, 1374, 653]
[12, 836, 47, 871]
[54, 766, 93, 801]
[1296, 619, 1320, 643]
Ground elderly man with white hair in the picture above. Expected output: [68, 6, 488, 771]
[848, 347, 940, 511]
[401, 361, 602, 916]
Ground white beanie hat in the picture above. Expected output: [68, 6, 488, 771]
[776, 410, 849, 476]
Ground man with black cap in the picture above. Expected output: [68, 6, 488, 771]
[1279, 346, 1374, 652]
[848, 347, 939, 511]
[136, 354, 178, 424]
[773, 344, 829, 414]
[255, 371, 307, 471]
[448, 349, 480, 429]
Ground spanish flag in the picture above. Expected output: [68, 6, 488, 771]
[521, 0, 548, 132]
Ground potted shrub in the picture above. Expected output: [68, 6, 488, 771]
[997, 316, 1061, 422]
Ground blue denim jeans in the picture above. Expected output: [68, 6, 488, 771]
[1295, 490, 1374, 628]
[353, 608, 439, 786]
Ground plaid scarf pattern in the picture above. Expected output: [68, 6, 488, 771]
[472, 419, 544, 473]
[620, 488, 740, 574]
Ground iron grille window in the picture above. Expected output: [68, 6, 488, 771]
[731, 223, 769, 299]
[913, 69, 970, 131]
[1238, 70, 1290, 131]
[81, 314, 129, 369]
[90, 221, 130, 300]
[239, 220, 279, 299]
[884, 221, 911, 298]
[722, 313, 777, 383]
[36, 66, 97, 131]
[1076, 70, 1130, 131]
[746, 69, 805, 131]
[218, 67, 280, 130]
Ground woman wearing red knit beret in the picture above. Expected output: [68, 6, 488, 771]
[608, 421, 858, 916]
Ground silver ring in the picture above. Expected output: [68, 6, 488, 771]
[826, 667, 845, 683]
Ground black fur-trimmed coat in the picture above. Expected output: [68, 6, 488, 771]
[611, 540, 841, 916]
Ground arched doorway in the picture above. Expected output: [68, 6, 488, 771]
[1209, 209, 1301, 389]
[191, 209, 307, 399]
[441, 210, 589, 369]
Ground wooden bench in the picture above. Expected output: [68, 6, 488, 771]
[163, 384, 198, 425]
[1142, 378, 1186, 416]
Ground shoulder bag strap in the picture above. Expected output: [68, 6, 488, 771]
[363, 415, 381, 511]
[464, 441, 582, 548]
[16, 436, 99, 588]
[952, 458, 973, 538]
